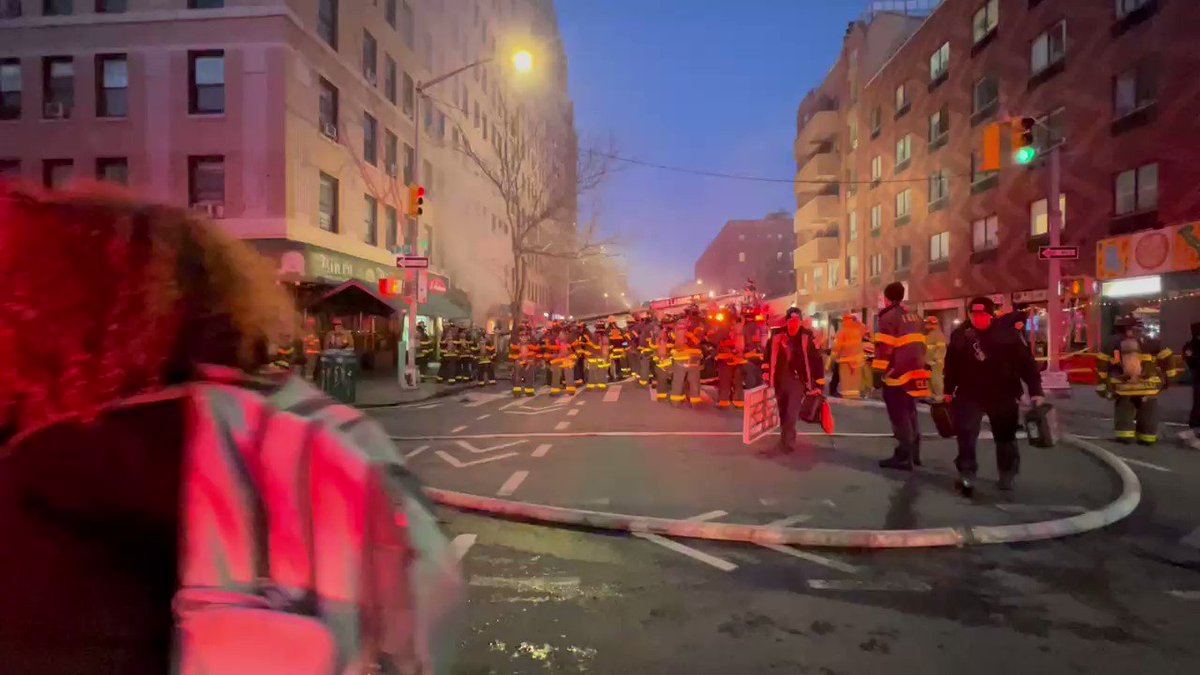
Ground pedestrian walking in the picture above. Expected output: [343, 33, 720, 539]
[1183, 322, 1200, 431]
[943, 297, 1044, 495]
[874, 282, 931, 470]
[767, 307, 826, 453]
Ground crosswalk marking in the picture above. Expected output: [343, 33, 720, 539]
[496, 470, 529, 497]
[531, 443, 552, 458]
[567, 408, 580, 416]
[603, 385, 622, 402]
[405, 445, 429, 459]
[766, 514, 813, 528]
[759, 544, 861, 574]
[634, 532, 738, 572]
[554, 421, 570, 431]
[451, 534, 477, 560]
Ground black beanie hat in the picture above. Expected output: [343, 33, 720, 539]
[968, 296, 997, 315]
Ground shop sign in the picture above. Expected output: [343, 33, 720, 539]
[1097, 221, 1200, 280]
[428, 274, 448, 294]
[1012, 289, 1048, 304]
[304, 249, 395, 285]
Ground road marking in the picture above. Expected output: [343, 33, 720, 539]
[450, 425, 468, 433]
[451, 533, 477, 560]
[1168, 590, 1200, 600]
[435, 450, 519, 468]
[807, 578, 930, 592]
[476, 414, 491, 421]
[603, 385, 622, 402]
[994, 504, 1087, 515]
[554, 421, 571, 431]
[633, 532, 737, 572]
[766, 514, 814, 528]
[1181, 527, 1200, 549]
[464, 393, 508, 408]
[503, 407, 568, 416]
[567, 408, 580, 417]
[499, 397, 526, 411]
[416, 403, 442, 410]
[1119, 456, 1172, 472]
[576, 399, 586, 406]
[531, 443, 552, 458]
[759, 544, 861, 574]
[687, 510, 728, 523]
[455, 439, 527, 454]
[405, 445, 429, 459]
[497, 470, 529, 497]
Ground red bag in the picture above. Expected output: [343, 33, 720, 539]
[798, 335, 834, 435]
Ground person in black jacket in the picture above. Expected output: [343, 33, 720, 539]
[768, 307, 826, 453]
[1182, 322, 1200, 431]
[943, 297, 1044, 496]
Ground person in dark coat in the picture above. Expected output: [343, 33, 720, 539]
[1182, 322, 1200, 431]
[944, 297, 1044, 496]
[768, 307, 826, 453]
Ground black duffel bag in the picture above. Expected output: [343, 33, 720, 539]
[930, 401, 955, 438]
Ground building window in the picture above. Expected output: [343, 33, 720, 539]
[972, 214, 999, 251]
[385, 204, 399, 248]
[364, 194, 378, 245]
[385, 0, 396, 28]
[95, 54, 127, 118]
[870, 155, 882, 183]
[1114, 63, 1155, 118]
[384, 129, 397, 175]
[894, 83, 909, 114]
[870, 106, 881, 137]
[926, 104, 945, 145]
[400, 0, 414, 49]
[870, 204, 882, 233]
[929, 42, 949, 81]
[362, 30, 377, 84]
[869, 253, 883, 278]
[1030, 194, 1067, 236]
[402, 71, 415, 118]
[188, 51, 224, 115]
[1115, 162, 1157, 216]
[1031, 20, 1067, 75]
[96, 157, 127, 184]
[403, 143, 415, 185]
[848, 255, 859, 283]
[829, 260, 840, 288]
[895, 244, 912, 271]
[972, 0, 999, 44]
[895, 188, 912, 223]
[42, 56, 73, 119]
[43, 0, 72, 15]
[362, 112, 377, 165]
[187, 156, 224, 210]
[0, 159, 19, 176]
[973, 76, 999, 118]
[188, 0, 223, 7]
[0, 59, 20, 120]
[971, 151, 997, 185]
[738, 251, 746, 263]
[384, 55, 396, 104]
[848, 117, 858, 149]
[813, 268, 824, 291]
[318, 172, 338, 232]
[318, 77, 338, 136]
[848, 212, 858, 241]
[318, 0, 338, 49]
[929, 170, 950, 205]
[1116, 0, 1152, 19]
[895, 134, 912, 171]
[42, 159, 72, 188]
[930, 231, 950, 263]
[98, 0, 128, 11]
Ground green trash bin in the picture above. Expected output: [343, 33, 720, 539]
[319, 349, 359, 404]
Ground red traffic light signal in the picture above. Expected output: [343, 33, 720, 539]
[407, 184, 426, 217]
[378, 278, 401, 296]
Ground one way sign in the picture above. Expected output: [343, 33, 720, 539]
[1038, 246, 1078, 261]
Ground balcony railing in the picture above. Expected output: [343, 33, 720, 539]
[793, 234, 840, 268]
[794, 193, 839, 232]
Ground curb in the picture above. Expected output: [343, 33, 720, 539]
[354, 382, 480, 409]
[422, 433, 1141, 549]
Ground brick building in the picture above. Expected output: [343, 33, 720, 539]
[793, 0, 1200, 348]
[695, 211, 796, 300]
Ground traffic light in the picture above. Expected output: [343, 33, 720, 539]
[407, 184, 425, 218]
[378, 278, 401, 296]
[1012, 116, 1037, 164]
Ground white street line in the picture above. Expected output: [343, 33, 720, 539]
[686, 510, 728, 523]
[455, 439, 527, 454]
[476, 414, 490, 421]
[583, 497, 611, 506]
[633, 532, 737, 572]
[766, 514, 814, 528]
[496, 470, 529, 497]
[464, 393, 508, 408]
[575, 399, 586, 406]
[503, 407, 567, 416]
[531, 443, 552, 458]
[405, 445, 429, 459]
[554, 421, 571, 431]
[451, 533, 477, 561]
[567, 408, 580, 416]
[416, 403, 442, 410]
[807, 578, 930, 592]
[995, 504, 1087, 515]
[1119, 456, 1172, 472]
[499, 397, 527, 411]
[435, 450, 519, 468]
[450, 425, 468, 433]
[603, 385, 622, 402]
[1181, 527, 1200, 550]
[1167, 590, 1200, 600]
[759, 544, 861, 574]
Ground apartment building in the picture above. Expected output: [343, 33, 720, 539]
[0, 0, 578, 330]
[695, 211, 796, 300]
[793, 0, 1200, 346]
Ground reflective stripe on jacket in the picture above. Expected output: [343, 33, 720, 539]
[872, 303, 931, 397]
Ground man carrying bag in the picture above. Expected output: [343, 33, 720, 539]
[768, 307, 827, 454]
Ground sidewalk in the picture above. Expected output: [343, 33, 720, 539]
[354, 372, 477, 408]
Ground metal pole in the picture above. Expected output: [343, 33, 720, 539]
[402, 89, 422, 389]
[1044, 143, 1066, 391]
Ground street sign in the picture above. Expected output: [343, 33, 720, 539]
[1038, 246, 1078, 260]
[417, 270, 429, 304]
[396, 255, 430, 269]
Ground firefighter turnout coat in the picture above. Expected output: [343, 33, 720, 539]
[872, 303, 931, 398]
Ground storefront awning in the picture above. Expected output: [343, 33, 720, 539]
[309, 280, 398, 317]
[419, 292, 470, 322]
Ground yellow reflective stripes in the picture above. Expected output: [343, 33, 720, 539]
[883, 369, 932, 387]
[1115, 430, 1136, 439]
[1137, 434, 1158, 443]
[816, 378, 827, 386]
[871, 359, 890, 370]
[670, 395, 686, 402]
[1157, 349, 1173, 359]
[1093, 352, 1112, 363]
[893, 333, 927, 347]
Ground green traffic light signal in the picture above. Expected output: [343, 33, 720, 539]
[1014, 146, 1037, 164]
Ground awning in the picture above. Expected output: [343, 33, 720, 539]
[419, 292, 470, 322]
[308, 280, 398, 317]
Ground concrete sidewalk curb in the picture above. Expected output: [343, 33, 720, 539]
[422, 433, 1140, 549]
[354, 382, 478, 409]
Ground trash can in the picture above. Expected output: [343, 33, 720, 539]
[319, 348, 359, 404]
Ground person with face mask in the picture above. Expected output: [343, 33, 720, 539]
[768, 307, 826, 453]
[944, 297, 1044, 495]
[874, 282, 931, 470]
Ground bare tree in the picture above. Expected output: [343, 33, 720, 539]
[451, 101, 617, 330]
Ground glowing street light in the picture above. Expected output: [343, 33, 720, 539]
[696, 279, 703, 285]
[513, 49, 534, 74]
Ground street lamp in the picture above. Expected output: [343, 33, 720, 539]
[513, 49, 534, 74]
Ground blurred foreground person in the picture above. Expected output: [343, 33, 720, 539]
[0, 185, 461, 675]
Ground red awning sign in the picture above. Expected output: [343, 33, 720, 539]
[428, 276, 448, 294]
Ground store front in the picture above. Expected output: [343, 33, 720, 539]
[919, 298, 964, 333]
[1096, 222, 1200, 348]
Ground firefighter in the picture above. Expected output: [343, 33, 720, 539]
[608, 321, 629, 381]
[437, 325, 458, 383]
[832, 314, 867, 399]
[861, 331, 876, 398]
[741, 307, 767, 389]
[510, 326, 536, 396]
[635, 315, 655, 386]
[455, 327, 476, 383]
[714, 307, 744, 409]
[416, 322, 435, 380]
[584, 323, 609, 390]
[1095, 316, 1176, 444]
[874, 282, 932, 470]
[324, 318, 353, 350]
[924, 315, 948, 400]
[570, 322, 588, 388]
[650, 320, 672, 401]
[549, 330, 577, 394]
[477, 330, 498, 386]
[671, 318, 704, 406]
[302, 317, 322, 380]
